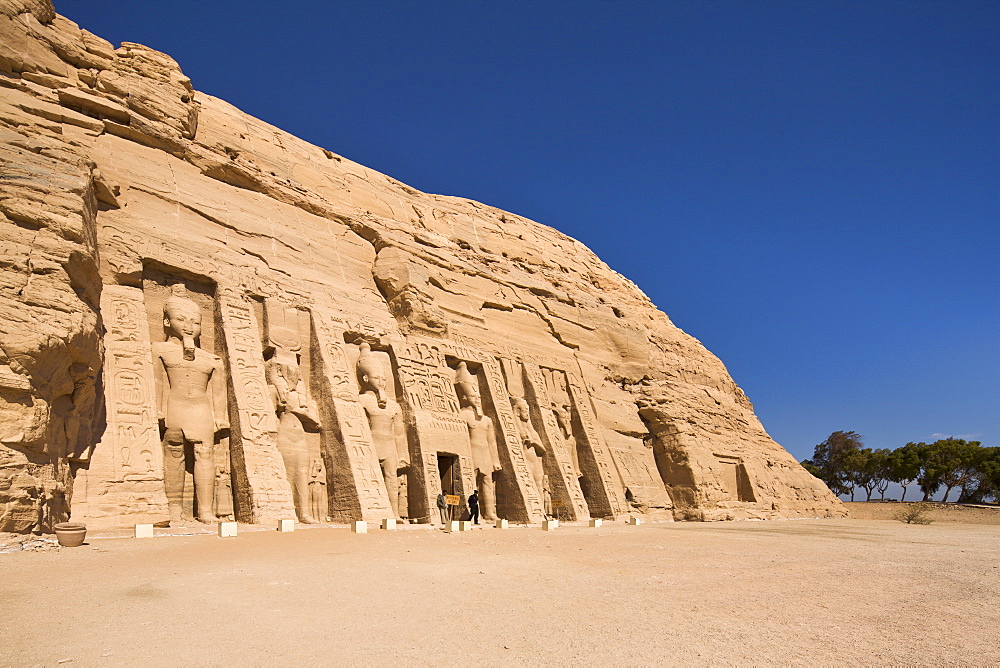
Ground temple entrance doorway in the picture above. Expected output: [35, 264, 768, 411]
[437, 453, 459, 495]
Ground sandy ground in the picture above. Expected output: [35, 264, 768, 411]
[2, 515, 998, 666]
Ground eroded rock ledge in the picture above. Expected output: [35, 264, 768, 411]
[0, 0, 842, 532]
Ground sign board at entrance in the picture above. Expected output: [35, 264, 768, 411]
[552, 500, 563, 508]
[446, 495, 460, 506]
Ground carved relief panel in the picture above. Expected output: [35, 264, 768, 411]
[217, 289, 296, 523]
[522, 362, 589, 521]
[310, 312, 394, 522]
[264, 299, 325, 523]
[77, 285, 169, 527]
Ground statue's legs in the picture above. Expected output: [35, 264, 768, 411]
[277, 415, 314, 523]
[380, 457, 400, 517]
[293, 468, 313, 523]
[162, 429, 186, 523]
[568, 438, 581, 479]
[278, 443, 311, 523]
[192, 441, 216, 523]
[526, 448, 545, 500]
[478, 470, 497, 521]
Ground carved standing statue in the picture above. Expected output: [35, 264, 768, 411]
[265, 312, 322, 523]
[152, 285, 228, 524]
[455, 362, 502, 521]
[308, 457, 328, 522]
[356, 342, 409, 518]
[552, 401, 583, 484]
[512, 396, 547, 502]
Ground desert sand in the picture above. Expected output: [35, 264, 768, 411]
[2, 515, 998, 666]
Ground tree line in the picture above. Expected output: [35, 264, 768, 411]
[801, 431, 1000, 503]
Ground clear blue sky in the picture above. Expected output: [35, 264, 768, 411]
[57, 1, 998, 464]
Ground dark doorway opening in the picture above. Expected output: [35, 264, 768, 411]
[437, 453, 458, 495]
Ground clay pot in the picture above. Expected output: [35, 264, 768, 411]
[53, 522, 87, 547]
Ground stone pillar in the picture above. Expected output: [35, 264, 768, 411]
[310, 315, 394, 523]
[566, 364, 625, 518]
[75, 285, 169, 527]
[217, 292, 295, 523]
[479, 357, 545, 523]
[522, 362, 589, 521]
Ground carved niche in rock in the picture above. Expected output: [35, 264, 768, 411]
[454, 361, 503, 521]
[151, 283, 229, 524]
[264, 300, 324, 524]
[355, 342, 409, 519]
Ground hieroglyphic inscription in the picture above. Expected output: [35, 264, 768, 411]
[566, 365, 625, 516]
[312, 314, 357, 401]
[332, 397, 393, 516]
[522, 362, 589, 520]
[396, 340, 459, 414]
[83, 285, 168, 525]
[480, 357, 545, 521]
[218, 293, 295, 522]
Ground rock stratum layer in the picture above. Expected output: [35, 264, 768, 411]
[0, 0, 842, 532]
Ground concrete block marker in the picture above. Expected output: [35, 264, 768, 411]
[446, 520, 459, 532]
[589, 518, 603, 528]
[628, 517, 642, 526]
[381, 518, 396, 531]
[458, 521, 472, 531]
[277, 519, 294, 532]
[134, 523, 154, 538]
[218, 521, 238, 537]
[352, 520, 367, 534]
[495, 519, 508, 529]
[543, 519, 559, 531]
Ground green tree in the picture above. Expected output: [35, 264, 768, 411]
[887, 443, 922, 502]
[936, 439, 981, 502]
[958, 446, 1000, 504]
[801, 431, 864, 497]
[871, 448, 893, 500]
[848, 448, 885, 502]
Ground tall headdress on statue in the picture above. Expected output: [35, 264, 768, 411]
[163, 283, 199, 320]
[454, 361, 479, 407]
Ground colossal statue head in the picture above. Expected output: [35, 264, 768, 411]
[357, 342, 387, 408]
[163, 284, 202, 361]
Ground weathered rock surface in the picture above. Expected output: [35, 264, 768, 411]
[0, 0, 843, 532]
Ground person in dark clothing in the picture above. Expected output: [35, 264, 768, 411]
[468, 490, 480, 525]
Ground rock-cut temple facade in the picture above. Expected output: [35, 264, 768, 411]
[0, 0, 844, 533]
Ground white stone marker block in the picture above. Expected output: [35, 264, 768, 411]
[447, 520, 460, 532]
[458, 520, 472, 531]
[628, 517, 642, 526]
[381, 518, 397, 531]
[134, 523, 154, 538]
[495, 519, 508, 529]
[542, 519, 559, 531]
[218, 521, 238, 537]
[277, 519, 295, 532]
[589, 518, 602, 528]
[352, 520, 368, 534]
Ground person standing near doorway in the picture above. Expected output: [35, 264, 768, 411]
[468, 490, 480, 525]
[437, 490, 449, 525]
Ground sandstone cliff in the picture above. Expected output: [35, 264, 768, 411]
[0, 0, 843, 532]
